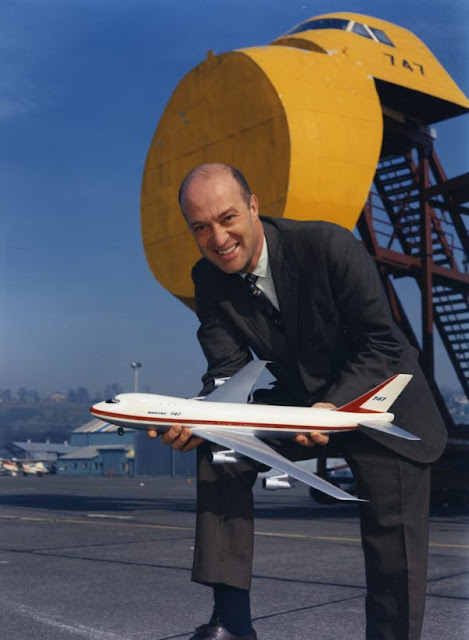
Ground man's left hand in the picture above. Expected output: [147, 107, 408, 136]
[293, 402, 336, 447]
[146, 426, 204, 452]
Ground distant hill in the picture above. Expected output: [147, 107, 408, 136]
[0, 401, 92, 446]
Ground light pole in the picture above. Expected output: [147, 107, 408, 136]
[130, 362, 142, 392]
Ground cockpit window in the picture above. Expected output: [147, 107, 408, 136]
[351, 22, 373, 39]
[369, 27, 394, 47]
[286, 18, 349, 36]
[284, 17, 395, 48]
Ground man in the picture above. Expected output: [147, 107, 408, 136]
[149, 163, 447, 640]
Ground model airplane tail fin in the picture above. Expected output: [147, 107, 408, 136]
[335, 374, 413, 413]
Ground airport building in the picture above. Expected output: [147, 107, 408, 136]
[54, 418, 196, 477]
[4, 418, 196, 478]
[9, 440, 75, 464]
[54, 418, 134, 477]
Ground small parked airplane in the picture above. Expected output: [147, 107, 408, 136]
[90, 361, 419, 501]
[0, 459, 50, 477]
[0, 459, 19, 476]
[21, 461, 50, 476]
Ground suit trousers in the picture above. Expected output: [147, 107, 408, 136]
[191, 432, 430, 640]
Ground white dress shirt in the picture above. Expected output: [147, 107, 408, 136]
[240, 236, 280, 310]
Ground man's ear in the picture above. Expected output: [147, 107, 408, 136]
[250, 194, 259, 219]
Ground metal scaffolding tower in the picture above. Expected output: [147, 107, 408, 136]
[357, 117, 469, 430]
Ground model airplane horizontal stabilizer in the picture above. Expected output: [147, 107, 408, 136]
[90, 361, 419, 501]
[358, 421, 420, 440]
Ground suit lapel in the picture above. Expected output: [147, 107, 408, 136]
[222, 274, 283, 355]
[263, 222, 299, 359]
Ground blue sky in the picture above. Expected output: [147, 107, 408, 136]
[1, 0, 468, 398]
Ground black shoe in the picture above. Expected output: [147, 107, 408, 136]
[189, 619, 257, 640]
[192, 612, 221, 636]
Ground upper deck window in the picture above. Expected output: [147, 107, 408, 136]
[286, 18, 349, 36]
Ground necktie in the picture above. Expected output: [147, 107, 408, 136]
[244, 273, 283, 328]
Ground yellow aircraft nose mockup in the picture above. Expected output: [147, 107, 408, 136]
[141, 13, 468, 308]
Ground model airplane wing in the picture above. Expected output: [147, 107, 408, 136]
[190, 426, 363, 501]
[202, 360, 268, 403]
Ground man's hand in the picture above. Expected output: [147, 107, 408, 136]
[293, 402, 336, 447]
[146, 425, 203, 452]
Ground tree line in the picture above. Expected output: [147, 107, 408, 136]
[0, 384, 130, 404]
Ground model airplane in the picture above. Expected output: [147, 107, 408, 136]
[90, 361, 419, 502]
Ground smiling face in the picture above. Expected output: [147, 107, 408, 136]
[181, 169, 264, 274]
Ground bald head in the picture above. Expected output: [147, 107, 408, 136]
[177, 162, 263, 274]
[178, 163, 251, 217]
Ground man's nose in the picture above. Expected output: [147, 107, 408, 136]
[211, 224, 229, 246]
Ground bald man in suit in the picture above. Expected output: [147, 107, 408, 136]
[151, 163, 447, 640]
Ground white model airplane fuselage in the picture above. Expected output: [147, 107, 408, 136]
[91, 361, 419, 502]
[91, 393, 394, 438]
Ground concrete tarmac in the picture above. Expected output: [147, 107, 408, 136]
[0, 475, 467, 640]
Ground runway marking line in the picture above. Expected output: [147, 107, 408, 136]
[1, 600, 127, 639]
[1, 514, 468, 549]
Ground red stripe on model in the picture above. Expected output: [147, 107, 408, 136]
[90, 408, 355, 432]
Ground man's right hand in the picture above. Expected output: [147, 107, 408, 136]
[146, 425, 203, 452]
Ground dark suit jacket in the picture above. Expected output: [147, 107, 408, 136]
[192, 217, 447, 463]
